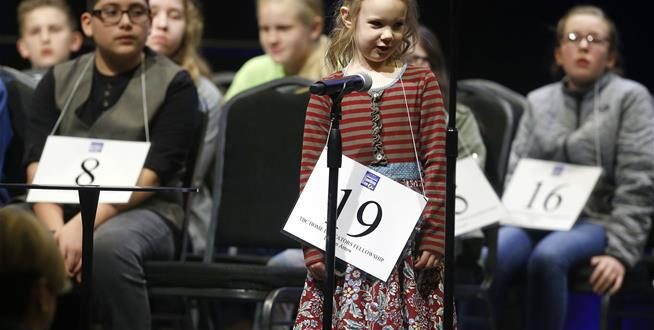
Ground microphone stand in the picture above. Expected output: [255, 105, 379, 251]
[444, 0, 459, 328]
[322, 87, 346, 329]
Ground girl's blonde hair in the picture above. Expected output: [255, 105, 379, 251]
[326, 0, 418, 71]
[171, 0, 212, 82]
[256, 0, 324, 28]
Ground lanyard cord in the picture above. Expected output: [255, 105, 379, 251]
[141, 60, 150, 142]
[50, 55, 150, 142]
[399, 77, 427, 199]
[50, 56, 93, 136]
[592, 81, 601, 167]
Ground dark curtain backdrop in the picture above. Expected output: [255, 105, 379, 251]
[1, 0, 652, 94]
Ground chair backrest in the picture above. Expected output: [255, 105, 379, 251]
[0, 67, 38, 199]
[176, 109, 208, 259]
[457, 81, 515, 195]
[182, 110, 208, 206]
[205, 77, 312, 260]
[459, 79, 526, 142]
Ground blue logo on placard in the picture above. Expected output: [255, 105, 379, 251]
[89, 141, 104, 153]
[552, 163, 564, 176]
[361, 171, 380, 191]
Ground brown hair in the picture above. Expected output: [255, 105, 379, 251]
[18, 0, 78, 34]
[86, 0, 150, 11]
[415, 25, 449, 106]
[256, 0, 324, 27]
[0, 208, 69, 320]
[169, 0, 212, 82]
[553, 5, 623, 75]
[326, 0, 418, 71]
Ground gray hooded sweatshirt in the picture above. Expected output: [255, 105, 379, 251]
[506, 72, 654, 267]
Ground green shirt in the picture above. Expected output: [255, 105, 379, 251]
[455, 102, 486, 168]
[225, 36, 330, 101]
[224, 55, 286, 101]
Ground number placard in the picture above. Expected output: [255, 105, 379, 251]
[283, 149, 427, 282]
[501, 158, 602, 231]
[455, 157, 507, 236]
[27, 136, 150, 204]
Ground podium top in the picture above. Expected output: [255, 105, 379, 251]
[0, 183, 198, 193]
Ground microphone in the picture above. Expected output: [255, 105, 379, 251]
[309, 72, 373, 96]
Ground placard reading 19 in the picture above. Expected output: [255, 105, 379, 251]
[283, 150, 426, 282]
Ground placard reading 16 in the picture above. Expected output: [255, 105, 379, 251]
[501, 158, 601, 231]
[525, 181, 567, 211]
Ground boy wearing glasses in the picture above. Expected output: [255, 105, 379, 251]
[21, 0, 200, 328]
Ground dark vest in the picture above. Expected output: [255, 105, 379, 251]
[52, 51, 184, 228]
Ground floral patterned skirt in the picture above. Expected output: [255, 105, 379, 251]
[293, 255, 452, 330]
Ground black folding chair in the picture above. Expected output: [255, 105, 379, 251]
[454, 80, 525, 330]
[145, 77, 312, 330]
[146, 106, 209, 329]
[0, 66, 38, 200]
[457, 80, 519, 196]
[459, 79, 526, 142]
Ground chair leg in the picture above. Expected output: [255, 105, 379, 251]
[199, 299, 216, 330]
[600, 294, 612, 330]
[259, 299, 273, 330]
[261, 287, 303, 330]
[481, 290, 499, 330]
[184, 298, 198, 330]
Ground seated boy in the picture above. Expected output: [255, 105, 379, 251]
[18, 0, 201, 328]
[16, 0, 83, 80]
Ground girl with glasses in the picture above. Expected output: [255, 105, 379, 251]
[490, 6, 654, 330]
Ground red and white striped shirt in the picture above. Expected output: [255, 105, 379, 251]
[301, 65, 448, 267]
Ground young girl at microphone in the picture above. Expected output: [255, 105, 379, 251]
[294, 0, 449, 328]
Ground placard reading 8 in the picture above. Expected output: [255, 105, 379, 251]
[75, 158, 100, 185]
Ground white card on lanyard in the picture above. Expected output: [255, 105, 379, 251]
[27, 136, 151, 204]
[455, 157, 506, 236]
[283, 149, 427, 282]
[501, 158, 602, 231]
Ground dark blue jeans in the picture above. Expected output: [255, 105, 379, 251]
[489, 221, 607, 330]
